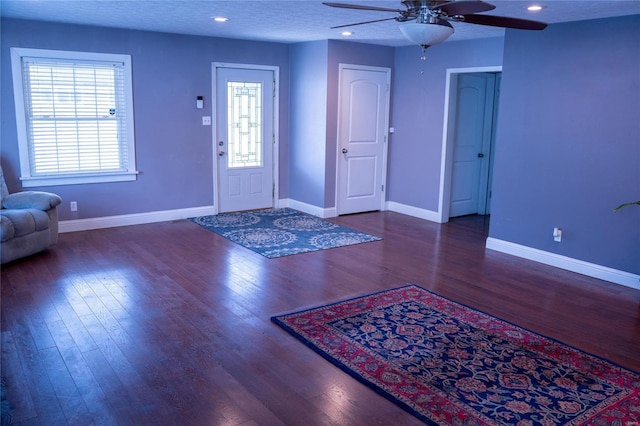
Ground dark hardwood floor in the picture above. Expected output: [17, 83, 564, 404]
[1, 212, 639, 425]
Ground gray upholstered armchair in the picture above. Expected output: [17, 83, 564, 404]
[0, 165, 62, 264]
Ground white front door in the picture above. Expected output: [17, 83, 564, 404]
[337, 65, 390, 215]
[215, 67, 274, 213]
[450, 73, 498, 217]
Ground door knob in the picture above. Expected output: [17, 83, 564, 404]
[342, 148, 348, 154]
[218, 141, 224, 146]
[477, 153, 485, 158]
[218, 151, 225, 157]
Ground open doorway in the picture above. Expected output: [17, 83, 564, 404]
[438, 67, 502, 223]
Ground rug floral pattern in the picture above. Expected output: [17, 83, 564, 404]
[272, 285, 640, 425]
[189, 208, 381, 258]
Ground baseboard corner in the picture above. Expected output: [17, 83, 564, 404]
[386, 201, 441, 223]
[280, 198, 336, 218]
[485, 237, 640, 290]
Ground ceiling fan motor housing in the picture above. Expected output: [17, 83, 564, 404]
[401, 0, 449, 11]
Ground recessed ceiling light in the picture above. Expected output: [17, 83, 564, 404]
[341, 31, 353, 37]
[527, 5, 543, 12]
[213, 16, 229, 22]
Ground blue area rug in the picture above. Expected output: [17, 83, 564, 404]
[189, 208, 381, 258]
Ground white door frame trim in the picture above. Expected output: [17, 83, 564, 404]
[211, 62, 280, 214]
[335, 63, 391, 216]
[437, 65, 502, 223]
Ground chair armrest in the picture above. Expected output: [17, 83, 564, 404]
[2, 191, 62, 211]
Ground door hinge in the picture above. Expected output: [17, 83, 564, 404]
[272, 183, 275, 198]
[381, 184, 384, 192]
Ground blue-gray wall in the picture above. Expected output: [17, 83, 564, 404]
[0, 18, 290, 220]
[288, 40, 394, 209]
[389, 37, 504, 211]
[489, 15, 640, 274]
[288, 41, 329, 207]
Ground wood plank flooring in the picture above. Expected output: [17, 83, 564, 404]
[1, 212, 639, 425]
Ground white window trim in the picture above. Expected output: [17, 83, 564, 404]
[10, 47, 138, 187]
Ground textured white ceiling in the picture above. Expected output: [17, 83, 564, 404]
[2, 0, 639, 47]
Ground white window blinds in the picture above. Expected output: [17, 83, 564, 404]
[11, 48, 137, 187]
[23, 58, 128, 174]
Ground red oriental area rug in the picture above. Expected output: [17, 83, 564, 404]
[271, 285, 640, 425]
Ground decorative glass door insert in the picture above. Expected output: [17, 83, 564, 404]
[227, 81, 263, 168]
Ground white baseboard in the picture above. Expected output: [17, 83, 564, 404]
[284, 199, 441, 221]
[59, 205, 215, 233]
[486, 237, 640, 290]
[386, 201, 441, 223]
[280, 198, 337, 218]
[59, 199, 336, 233]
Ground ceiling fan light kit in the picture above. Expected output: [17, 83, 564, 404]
[399, 20, 454, 49]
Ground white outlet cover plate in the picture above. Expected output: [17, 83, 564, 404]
[202, 116, 212, 126]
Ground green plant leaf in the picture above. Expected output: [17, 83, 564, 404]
[613, 201, 640, 212]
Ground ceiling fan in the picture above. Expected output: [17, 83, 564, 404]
[324, 1, 547, 50]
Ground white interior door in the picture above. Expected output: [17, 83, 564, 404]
[450, 73, 498, 217]
[337, 65, 390, 215]
[216, 67, 274, 213]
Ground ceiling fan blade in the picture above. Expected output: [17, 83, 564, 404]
[330, 17, 399, 29]
[323, 2, 404, 13]
[461, 14, 548, 30]
[439, 1, 495, 16]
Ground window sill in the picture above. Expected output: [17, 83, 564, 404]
[20, 171, 139, 188]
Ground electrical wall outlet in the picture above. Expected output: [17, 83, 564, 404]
[553, 227, 562, 242]
[70, 201, 78, 212]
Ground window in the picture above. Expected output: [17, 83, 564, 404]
[10, 48, 137, 187]
[227, 81, 263, 169]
